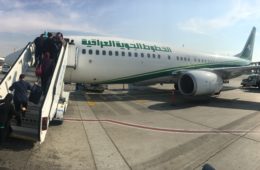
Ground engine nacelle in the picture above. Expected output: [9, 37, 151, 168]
[178, 70, 223, 96]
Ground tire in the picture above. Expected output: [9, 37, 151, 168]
[215, 90, 221, 95]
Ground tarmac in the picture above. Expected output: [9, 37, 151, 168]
[1, 75, 260, 170]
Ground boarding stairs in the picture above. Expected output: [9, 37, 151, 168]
[0, 40, 70, 143]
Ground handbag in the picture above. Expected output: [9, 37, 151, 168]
[35, 65, 42, 77]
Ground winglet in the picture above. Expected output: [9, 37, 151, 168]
[235, 27, 256, 61]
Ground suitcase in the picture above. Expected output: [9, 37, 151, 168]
[29, 84, 42, 104]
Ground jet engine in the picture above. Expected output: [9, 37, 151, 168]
[178, 70, 223, 96]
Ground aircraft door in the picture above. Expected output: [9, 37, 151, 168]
[64, 41, 79, 83]
[67, 41, 78, 69]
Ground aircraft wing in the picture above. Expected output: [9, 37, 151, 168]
[202, 65, 260, 80]
[170, 65, 260, 82]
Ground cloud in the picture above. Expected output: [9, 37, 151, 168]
[178, 0, 260, 34]
[0, 0, 25, 10]
[0, 1, 101, 34]
[0, 11, 92, 33]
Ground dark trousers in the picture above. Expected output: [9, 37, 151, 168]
[13, 99, 27, 112]
[0, 121, 11, 144]
[0, 127, 7, 144]
[41, 75, 51, 94]
[35, 50, 42, 66]
[14, 100, 27, 119]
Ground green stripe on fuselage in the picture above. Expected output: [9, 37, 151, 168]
[98, 60, 248, 84]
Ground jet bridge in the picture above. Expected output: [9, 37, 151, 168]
[0, 40, 70, 143]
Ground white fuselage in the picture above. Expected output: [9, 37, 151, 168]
[64, 36, 250, 84]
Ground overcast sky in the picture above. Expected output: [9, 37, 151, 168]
[0, 0, 259, 61]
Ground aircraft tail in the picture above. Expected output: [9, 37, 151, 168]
[235, 27, 256, 61]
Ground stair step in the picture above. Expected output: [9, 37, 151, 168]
[10, 125, 38, 141]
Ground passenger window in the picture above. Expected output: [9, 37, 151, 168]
[153, 54, 156, 58]
[158, 54, 161, 59]
[180, 57, 183, 61]
[96, 50, 99, 55]
[147, 53, 150, 58]
[177, 56, 179, 60]
[122, 51, 125, 56]
[141, 53, 144, 57]
[115, 51, 119, 56]
[109, 51, 112, 56]
[135, 52, 138, 57]
[128, 52, 132, 57]
[168, 55, 171, 60]
[89, 49, 93, 55]
[82, 49, 86, 54]
[184, 57, 186, 61]
[102, 50, 106, 55]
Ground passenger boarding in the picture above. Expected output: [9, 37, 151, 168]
[0, 27, 257, 143]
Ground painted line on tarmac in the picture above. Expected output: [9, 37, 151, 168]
[63, 117, 259, 134]
[87, 101, 96, 107]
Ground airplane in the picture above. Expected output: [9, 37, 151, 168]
[0, 57, 4, 72]
[64, 27, 255, 96]
[0, 57, 4, 65]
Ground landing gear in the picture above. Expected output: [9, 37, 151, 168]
[84, 84, 106, 93]
[257, 82, 260, 89]
[214, 90, 221, 95]
[174, 84, 179, 91]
